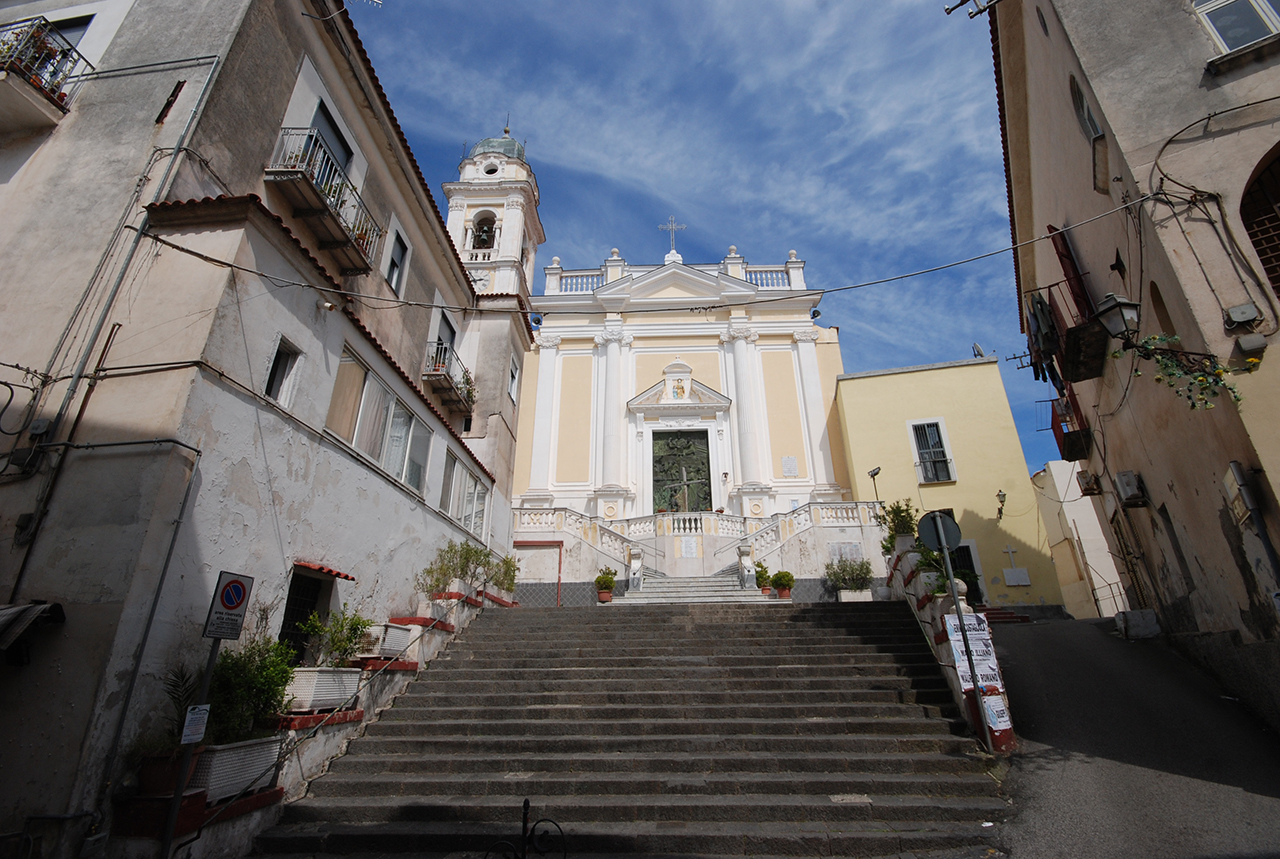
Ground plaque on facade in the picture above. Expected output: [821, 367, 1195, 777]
[781, 456, 798, 478]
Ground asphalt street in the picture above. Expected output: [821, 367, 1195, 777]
[992, 618, 1280, 859]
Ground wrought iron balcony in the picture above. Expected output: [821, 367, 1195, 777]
[0, 17, 93, 130]
[265, 127, 383, 275]
[422, 341, 474, 412]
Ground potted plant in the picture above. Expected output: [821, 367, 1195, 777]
[825, 558, 874, 602]
[134, 664, 204, 795]
[771, 570, 795, 599]
[188, 635, 294, 804]
[755, 561, 771, 595]
[417, 539, 514, 599]
[285, 603, 372, 711]
[595, 567, 617, 603]
[875, 499, 919, 556]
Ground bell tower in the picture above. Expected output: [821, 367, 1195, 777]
[442, 129, 545, 297]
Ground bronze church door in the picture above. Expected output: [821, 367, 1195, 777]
[652, 430, 712, 512]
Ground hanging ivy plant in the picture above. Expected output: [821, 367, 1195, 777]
[1112, 334, 1258, 410]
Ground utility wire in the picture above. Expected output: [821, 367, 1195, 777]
[135, 192, 1156, 319]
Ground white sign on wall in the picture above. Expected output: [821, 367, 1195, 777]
[944, 614, 1003, 691]
[181, 704, 210, 745]
[203, 571, 255, 640]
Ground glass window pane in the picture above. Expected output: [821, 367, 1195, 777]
[472, 484, 487, 536]
[325, 350, 366, 442]
[354, 380, 392, 460]
[405, 421, 432, 492]
[1206, 1, 1271, 50]
[440, 452, 458, 514]
[383, 401, 414, 478]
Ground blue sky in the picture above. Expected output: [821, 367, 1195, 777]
[348, 0, 1061, 474]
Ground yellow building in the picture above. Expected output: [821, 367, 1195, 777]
[836, 357, 1069, 614]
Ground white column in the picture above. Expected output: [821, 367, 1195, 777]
[722, 325, 763, 485]
[594, 328, 632, 487]
[445, 197, 466, 250]
[793, 329, 834, 487]
[526, 334, 560, 495]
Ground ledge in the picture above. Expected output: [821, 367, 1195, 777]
[1207, 32, 1280, 76]
[113, 786, 284, 839]
[275, 709, 363, 731]
[480, 590, 519, 607]
[388, 616, 456, 633]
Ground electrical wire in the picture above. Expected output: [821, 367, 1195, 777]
[134, 192, 1157, 320]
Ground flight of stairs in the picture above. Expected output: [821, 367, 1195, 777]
[256, 602, 1006, 858]
[613, 574, 777, 605]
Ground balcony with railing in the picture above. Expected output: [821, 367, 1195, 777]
[265, 127, 383, 275]
[0, 17, 94, 131]
[422, 341, 475, 413]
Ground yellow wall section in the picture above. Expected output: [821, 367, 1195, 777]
[634, 352, 723, 394]
[816, 338, 850, 491]
[835, 359, 1063, 608]
[511, 350, 539, 496]
[760, 350, 808, 480]
[555, 355, 594, 483]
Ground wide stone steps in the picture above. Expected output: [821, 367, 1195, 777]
[255, 603, 1002, 858]
[611, 576, 777, 605]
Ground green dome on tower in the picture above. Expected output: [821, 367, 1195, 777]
[469, 128, 525, 162]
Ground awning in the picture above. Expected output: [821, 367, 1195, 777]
[0, 602, 66, 649]
[294, 561, 355, 582]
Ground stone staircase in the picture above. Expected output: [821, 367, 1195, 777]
[614, 574, 777, 605]
[255, 602, 1006, 858]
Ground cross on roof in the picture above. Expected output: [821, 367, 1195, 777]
[659, 215, 686, 252]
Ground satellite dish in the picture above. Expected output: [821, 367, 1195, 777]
[972, 343, 985, 358]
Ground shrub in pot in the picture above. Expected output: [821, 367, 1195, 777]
[770, 570, 795, 599]
[875, 498, 918, 556]
[825, 558, 874, 602]
[595, 568, 617, 603]
[286, 604, 372, 711]
[417, 539, 518, 597]
[189, 635, 295, 803]
[755, 561, 771, 594]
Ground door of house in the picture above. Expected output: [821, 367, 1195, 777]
[652, 430, 711, 513]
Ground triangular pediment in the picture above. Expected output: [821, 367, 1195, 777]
[595, 263, 756, 309]
[629, 376, 731, 414]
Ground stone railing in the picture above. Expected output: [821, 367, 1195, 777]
[743, 266, 789, 289]
[559, 272, 603, 292]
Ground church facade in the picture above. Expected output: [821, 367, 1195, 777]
[509, 245, 886, 604]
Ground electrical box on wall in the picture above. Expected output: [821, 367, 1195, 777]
[1077, 470, 1102, 496]
[1115, 470, 1145, 507]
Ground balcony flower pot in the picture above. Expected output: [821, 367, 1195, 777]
[776, 587, 792, 599]
[760, 586, 771, 595]
[285, 666, 362, 712]
[838, 589, 873, 602]
[188, 735, 283, 804]
[137, 747, 204, 796]
[598, 591, 612, 603]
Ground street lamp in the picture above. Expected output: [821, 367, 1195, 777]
[868, 467, 881, 502]
[1095, 292, 1216, 372]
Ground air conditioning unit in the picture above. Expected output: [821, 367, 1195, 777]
[1115, 471, 1145, 507]
[1076, 470, 1102, 496]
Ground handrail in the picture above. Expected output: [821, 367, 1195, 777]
[0, 17, 95, 110]
[267, 127, 383, 263]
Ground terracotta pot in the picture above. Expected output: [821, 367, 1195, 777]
[777, 587, 792, 599]
[137, 747, 204, 796]
[598, 591, 612, 603]
[760, 587, 771, 595]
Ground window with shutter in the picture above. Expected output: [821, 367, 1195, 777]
[912, 422, 953, 484]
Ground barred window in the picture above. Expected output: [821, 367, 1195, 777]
[912, 422, 954, 484]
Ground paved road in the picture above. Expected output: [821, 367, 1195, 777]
[992, 618, 1280, 859]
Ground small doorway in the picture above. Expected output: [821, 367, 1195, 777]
[652, 430, 711, 512]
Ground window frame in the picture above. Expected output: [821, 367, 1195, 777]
[264, 336, 302, 407]
[441, 450, 489, 537]
[324, 347, 434, 494]
[508, 356, 520, 403]
[385, 231, 409, 296]
[909, 419, 957, 485]
[1194, 0, 1280, 54]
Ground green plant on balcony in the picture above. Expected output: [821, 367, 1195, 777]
[458, 365, 477, 405]
[298, 603, 373, 668]
[1111, 333, 1254, 410]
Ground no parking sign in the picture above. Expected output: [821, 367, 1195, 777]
[203, 571, 255, 639]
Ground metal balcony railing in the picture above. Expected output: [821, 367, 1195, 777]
[0, 17, 94, 110]
[266, 127, 383, 269]
[423, 341, 474, 412]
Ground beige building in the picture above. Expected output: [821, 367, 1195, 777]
[992, 0, 1280, 727]
[836, 356, 1068, 614]
[508, 245, 889, 604]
